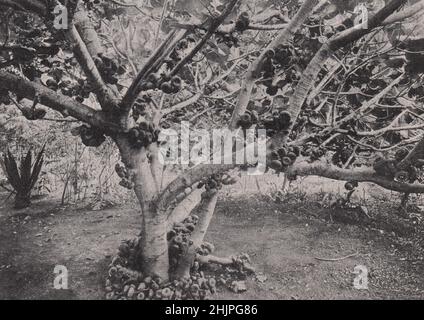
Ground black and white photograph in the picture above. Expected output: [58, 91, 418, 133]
[0, 0, 423, 305]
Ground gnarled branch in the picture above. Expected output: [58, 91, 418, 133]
[0, 70, 119, 132]
[288, 160, 424, 193]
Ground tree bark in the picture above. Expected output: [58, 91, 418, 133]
[0, 71, 119, 131]
[288, 160, 424, 193]
[167, 188, 203, 229]
[174, 192, 218, 279]
[116, 138, 170, 280]
[136, 196, 170, 280]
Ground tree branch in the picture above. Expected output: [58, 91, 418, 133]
[156, 163, 236, 215]
[167, 188, 203, 229]
[120, 29, 188, 115]
[161, 92, 202, 117]
[288, 160, 424, 193]
[67, 25, 120, 112]
[1, 0, 121, 113]
[175, 192, 218, 278]
[169, 0, 239, 78]
[121, 0, 238, 118]
[228, 0, 319, 130]
[0, 70, 119, 132]
[285, 0, 407, 139]
[398, 138, 424, 170]
[382, 0, 424, 25]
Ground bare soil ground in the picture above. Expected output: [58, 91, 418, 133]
[0, 187, 423, 300]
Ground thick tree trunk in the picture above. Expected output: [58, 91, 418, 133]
[136, 195, 170, 281]
[116, 138, 170, 281]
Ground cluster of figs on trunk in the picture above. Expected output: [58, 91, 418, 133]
[171, 174, 238, 207]
[269, 145, 300, 173]
[236, 109, 292, 136]
[237, 110, 259, 130]
[46, 77, 93, 104]
[197, 174, 239, 194]
[74, 124, 106, 147]
[105, 219, 219, 300]
[373, 148, 418, 183]
[82, 0, 103, 10]
[331, 142, 355, 167]
[106, 265, 218, 301]
[301, 145, 326, 162]
[168, 214, 215, 270]
[132, 95, 150, 121]
[141, 73, 183, 95]
[94, 53, 126, 85]
[261, 110, 292, 136]
[128, 121, 161, 149]
[235, 12, 250, 32]
[261, 45, 300, 96]
[115, 163, 134, 190]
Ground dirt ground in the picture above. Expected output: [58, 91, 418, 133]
[0, 185, 423, 300]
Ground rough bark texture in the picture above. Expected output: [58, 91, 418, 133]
[289, 160, 424, 193]
[167, 188, 203, 229]
[116, 138, 170, 280]
[1, 0, 420, 284]
[174, 192, 219, 279]
[0, 71, 117, 131]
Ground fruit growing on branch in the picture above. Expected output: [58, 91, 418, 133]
[344, 181, 358, 191]
[394, 170, 410, 183]
[235, 12, 250, 32]
[259, 111, 292, 137]
[237, 110, 259, 130]
[76, 125, 106, 147]
[128, 122, 160, 149]
[268, 146, 299, 173]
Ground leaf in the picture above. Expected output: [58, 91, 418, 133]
[29, 144, 46, 190]
[20, 149, 32, 191]
[29, 157, 43, 190]
[5, 150, 23, 192]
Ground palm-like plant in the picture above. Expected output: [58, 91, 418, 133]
[0, 145, 45, 209]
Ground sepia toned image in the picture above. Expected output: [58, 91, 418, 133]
[0, 0, 423, 304]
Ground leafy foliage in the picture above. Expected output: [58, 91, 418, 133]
[0, 145, 45, 208]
